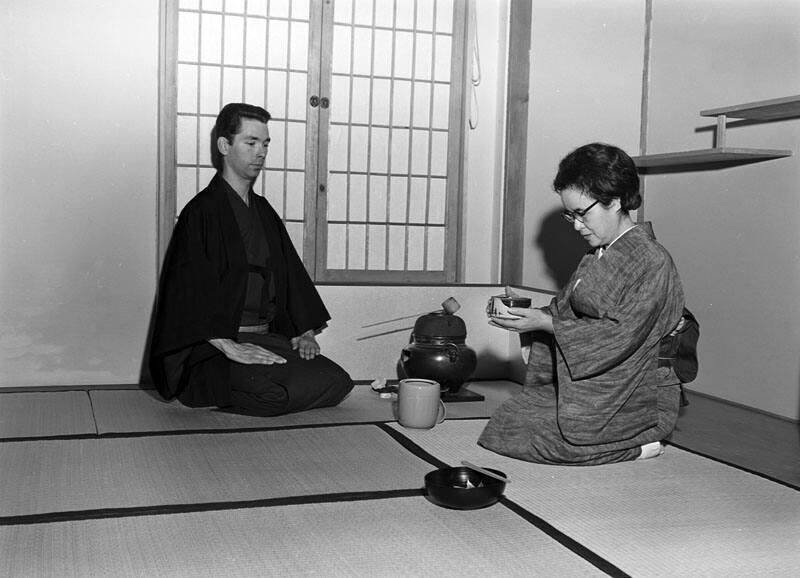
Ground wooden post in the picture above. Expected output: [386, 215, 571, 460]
[501, 0, 532, 285]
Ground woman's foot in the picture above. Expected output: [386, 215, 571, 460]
[637, 441, 664, 460]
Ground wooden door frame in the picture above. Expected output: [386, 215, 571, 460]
[157, 0, 178, 273]
[500, 0, 531, 286]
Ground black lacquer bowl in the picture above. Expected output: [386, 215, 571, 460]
[424, 466, 507, 510]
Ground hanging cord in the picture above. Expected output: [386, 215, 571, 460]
[469, 0, 482, 130]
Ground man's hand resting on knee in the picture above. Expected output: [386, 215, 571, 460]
[208, 338, 287, 364]
[291, 330, 320, 360]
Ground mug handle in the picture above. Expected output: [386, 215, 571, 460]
[436, 399, 447, 424]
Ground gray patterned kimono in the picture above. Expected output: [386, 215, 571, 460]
[479, 223, 685, 465]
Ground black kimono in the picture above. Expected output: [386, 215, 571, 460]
[149, 174, 352, 415]
[479, 224, 684, 465]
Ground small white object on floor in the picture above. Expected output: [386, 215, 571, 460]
[638, 441, 665, 460]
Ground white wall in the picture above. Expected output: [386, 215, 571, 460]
[644, 0, 800, 419]
[0, 0, 160, 386]
[523, 0, 646, 290]
[461, 0, 508, 283]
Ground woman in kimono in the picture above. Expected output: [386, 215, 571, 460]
[479, 143, 685, 465]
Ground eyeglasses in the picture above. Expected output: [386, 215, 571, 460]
[561, 199, 600, 224]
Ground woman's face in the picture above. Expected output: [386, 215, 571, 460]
[559, 187, 624, 248]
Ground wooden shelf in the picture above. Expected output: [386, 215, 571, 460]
[700, 95, 800, 120]
[634, 95, 797, 169]
[632, 147, 792, 168]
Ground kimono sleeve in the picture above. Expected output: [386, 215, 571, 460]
[149, 202, 242, 398]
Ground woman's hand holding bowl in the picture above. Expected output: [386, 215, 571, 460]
[489, 307, 553, 334]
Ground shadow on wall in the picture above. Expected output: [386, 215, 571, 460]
[535, 209, 587, 289]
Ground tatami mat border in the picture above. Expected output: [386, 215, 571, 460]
[500, 499, 631, 578]
[0, 416, 489, 444]
[0, 421, 382, 443]
[0, 489, 425, 527]
[665, 440, 800, 492]
[375, 422, 450, 468]
[0, 433, 102, 443]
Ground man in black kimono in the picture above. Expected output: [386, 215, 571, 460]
[149, 103, 353, 416]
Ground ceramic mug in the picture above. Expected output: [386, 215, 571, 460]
[397, 378, 446, 429]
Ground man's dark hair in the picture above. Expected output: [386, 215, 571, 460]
[211, 103, 272, 171]
[552, 142, 641, 212]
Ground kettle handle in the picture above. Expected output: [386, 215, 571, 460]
[446, 342, 459, 362]
[401, 347, 412, 363]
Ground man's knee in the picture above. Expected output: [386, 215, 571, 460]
[230, 384, 290, 416]
[314, 356, 354, 402]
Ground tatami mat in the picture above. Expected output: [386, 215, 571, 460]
[5, 385, 797, 577]
[0, 425, 431, 519]
[0, 391, 95, 439]
[0, 496, 606, 577]
[389, 420, 800, 577]
[89, 382, 520, 434]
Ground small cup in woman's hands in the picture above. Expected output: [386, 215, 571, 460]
[487, 295, 532, 319]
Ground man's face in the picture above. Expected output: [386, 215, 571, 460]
[220, 118, 270, 182]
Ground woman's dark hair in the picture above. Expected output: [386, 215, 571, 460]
[552, 143, 641, 211]
[211, 103, 272, 170]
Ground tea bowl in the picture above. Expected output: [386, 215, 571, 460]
[424, 466, 507, 510]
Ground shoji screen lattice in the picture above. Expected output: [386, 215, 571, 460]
[168, 0, 466, 281]
[175, 0, 311, 255]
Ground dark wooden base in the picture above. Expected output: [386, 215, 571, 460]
[442, 387, 485, 403]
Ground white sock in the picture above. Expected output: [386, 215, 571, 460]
[637, 441, 664, 460]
